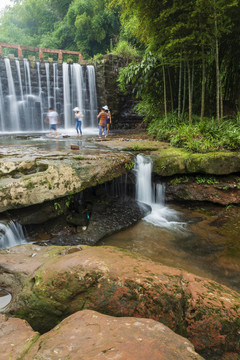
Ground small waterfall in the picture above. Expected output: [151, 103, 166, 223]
[63, 62, 72, 129]
[45, 62, 51, 109]
[87, 65, 98, 128]
[0, 77, 4, 131]
[37, 61, 44, 130]
[24, 59, 32, 94]
[53, 63, 59, 113]
[4, 58, 20, 131]
[0, 221, 27, 249]
[72, 63, 85, 115]
[135, 154, 185, 230]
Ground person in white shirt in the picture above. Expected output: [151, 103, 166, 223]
[46, 107, 60, 138]
[73, 107, 84, 136]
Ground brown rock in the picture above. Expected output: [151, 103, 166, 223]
[25, 310, 204, 360]
[70, 144, 80, 150]
[1, 245, 239, 359]
[0, 314, 39, 360]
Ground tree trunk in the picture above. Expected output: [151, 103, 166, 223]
[167, 67, 174, 112]
[178, 55, 182, 118]
[187, 59, 192, 124]
[181, 61, 186, 119]
[214, 0, 220, 124]
[191, 60, 194, 104]
[201, 44, 206, 121]
[220, 75, 224, 119]
[162, 64, 167, 117]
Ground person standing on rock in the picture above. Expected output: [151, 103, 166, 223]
[73, 107, 84, 137]
[103, 105, 112, 136]
[97, 106, 108, 139]
[46, 107, 60, 138]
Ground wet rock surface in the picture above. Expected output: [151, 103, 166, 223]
[0, 244, 239, 359]
[37, 199, 151, 246]
[165, 175, 240, 205]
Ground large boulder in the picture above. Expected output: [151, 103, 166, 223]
[0, 314, 39, 360]
[0, 310, 204, 360]
[151, 148, 240, 176]
[0, 145, 133, 213]
[24, 310, 204, 360]
[0, 244, 239, 359]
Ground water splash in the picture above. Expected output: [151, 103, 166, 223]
[0, 221, 27, 249]
[135, 154, 186, 231]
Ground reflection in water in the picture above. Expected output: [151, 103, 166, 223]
[0, 289, 12, 311]
[100, 205, 240, 293]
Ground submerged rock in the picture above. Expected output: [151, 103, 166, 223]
[0, 244, 239, 359]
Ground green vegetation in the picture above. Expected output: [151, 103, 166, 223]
[124, 160, 134, 170]
[0, 0, 121, 58]
[1, 0, 240, 152]
[109, 0, 240, 152]
[195, 175, 219, 185]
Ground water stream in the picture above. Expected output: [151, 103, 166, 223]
[0, 220, 27, 249]
[135, 154, 186, 231]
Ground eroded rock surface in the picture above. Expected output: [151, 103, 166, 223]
[0, 244, 239, 359]
[0, 145, 133, 212]
[24, 310, 204, 360]
[0, 314, 39, 360]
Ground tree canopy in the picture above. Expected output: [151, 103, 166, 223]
[0, 0, 121, 58]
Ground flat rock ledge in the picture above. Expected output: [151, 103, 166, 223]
[0, 145, 133, 212]
[0, 310, 204, 360]
[0, 245, 239, 359]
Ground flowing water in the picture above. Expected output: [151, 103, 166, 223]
[0, 58, 98, 133]
[0, 220, 27, 249]
[100, 154, 240, 293]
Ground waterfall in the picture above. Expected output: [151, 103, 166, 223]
[63, 62, 72, 129]
[135, 154, 185, 230]
[87, 65, 98, 128]
[0, 57, 98, 132]
[4, 58, 20, 131]
[0, 221, 27, 249]
[0, 77, 4, 131]
[37, 61, 44, 130]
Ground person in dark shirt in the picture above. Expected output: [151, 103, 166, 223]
[97, 106, 108, 139]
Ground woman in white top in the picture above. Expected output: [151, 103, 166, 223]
[73, 107, 84, 136]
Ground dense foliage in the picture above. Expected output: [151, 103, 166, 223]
[0, 0, 121, 58]
[1, 0, 240, 151]
[109, 0, 240, 151]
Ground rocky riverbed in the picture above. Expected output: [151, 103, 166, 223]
[0, 131, 240, 360]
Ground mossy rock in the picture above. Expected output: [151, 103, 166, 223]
[151, 148, 240, 176]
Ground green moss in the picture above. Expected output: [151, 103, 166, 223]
[26, 181, 34, 190]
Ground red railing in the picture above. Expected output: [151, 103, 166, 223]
[0, 42, 83, 62]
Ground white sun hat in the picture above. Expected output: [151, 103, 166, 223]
[73, 107, 80, 112]
[102, 105, 109, 111]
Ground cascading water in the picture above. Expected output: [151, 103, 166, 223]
[4, 58, 20, 131]
[0, 57, 98, 133]
[135, 154, 185, 230]
[0, 221, 27, 249]
[87, 65, 98, 128]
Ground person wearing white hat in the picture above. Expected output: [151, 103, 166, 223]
[73, 107, 84, 136]
[103, 105, 112, 136]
